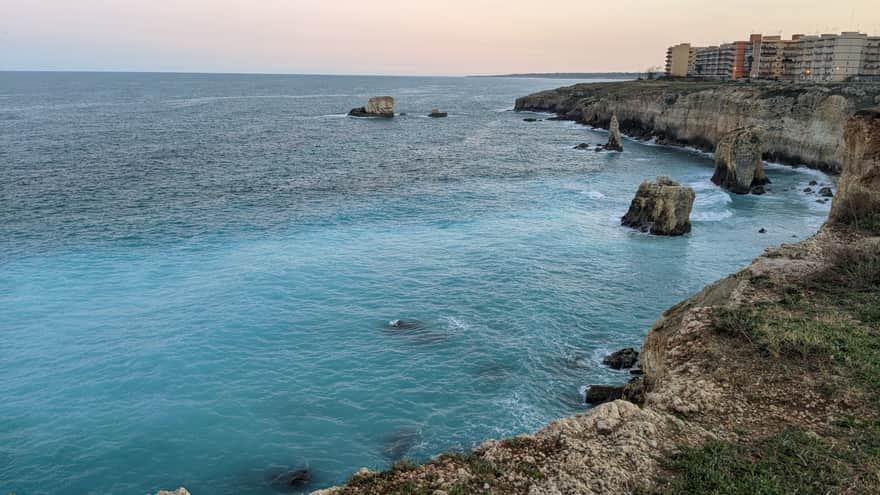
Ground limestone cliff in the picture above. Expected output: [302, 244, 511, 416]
[515, 80, 880, 173]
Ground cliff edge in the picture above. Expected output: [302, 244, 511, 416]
[515, 80, 880, 173]
[309, 109, 880, 494]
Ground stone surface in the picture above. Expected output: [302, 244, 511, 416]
[830, 108, 880, 226]
[429, 109, 448, 118]
[605, 114, 623, 151]
[602, 348, 639, 370]
[349, 96, 395, 118]
[621, 176, 696, 236]
[711, 127, 770, 194]
[156, 489, 190, 495]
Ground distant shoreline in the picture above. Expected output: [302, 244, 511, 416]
[468, 72, 640, 79]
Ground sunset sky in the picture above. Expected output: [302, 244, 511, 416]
[3, 0, 880, 75]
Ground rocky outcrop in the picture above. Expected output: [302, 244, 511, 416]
[605, 114, 623, 151]
[156, 489, 190, 495]
[711, 127, 770, 194]
[621, 177, 695, 235]
[603, 348, 639, 369]
[515, 80, 880, 173]
[349, 96, 395, 118]
[830, 108, 880, 226]
[585, 385, 624, 404]
[429, 109, 448, 118]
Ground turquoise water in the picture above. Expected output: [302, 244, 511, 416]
[0, 73, 832, 494]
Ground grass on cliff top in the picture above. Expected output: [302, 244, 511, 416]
[649, 243, 880, 494]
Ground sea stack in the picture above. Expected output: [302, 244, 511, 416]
[830, 108, 880, 226]
[349, 96, 395, 118]
[605, 114, 623, 152]
[621, 176, 696, 236]
[712, 127, 770, 194]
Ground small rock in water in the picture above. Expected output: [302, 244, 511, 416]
[585, 385, 624, 404]
[156, 489, 191, 495]
[809, 180, 819, 186]
[523, 118, 541, 122]
[387, 319, 424, 331]
[267, 467, 312, 490]
[349, 96, 395, 118]
[621, 176, 695, 236]
[602, 348, 639, 370]
[429, 109, 448, 118]
[630, 369, 645, 376]
[574, 143, 592, 150]
[803, 187, 813, 193]
[818, 187, 834, 198]
[751, 185, 766, 195]
[758, 228, 767, 234]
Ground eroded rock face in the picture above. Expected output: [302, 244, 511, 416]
[515, 81, 880, 172]
[621, 177, 695, 236]
[830, 108, 880, 226]
[349, 96, 395, 118]
[711, 127, 770, 194]
[605, 114, 623, 151]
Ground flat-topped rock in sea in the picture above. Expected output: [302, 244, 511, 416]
[349, 96, 395, 118]
[621, 176, 695, 236]
[711, 127, 770, 194]
[429, 108, 448, 118]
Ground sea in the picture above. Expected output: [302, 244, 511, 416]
[0, 72, 832, 494]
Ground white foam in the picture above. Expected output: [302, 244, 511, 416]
[581, 190, 606, 200]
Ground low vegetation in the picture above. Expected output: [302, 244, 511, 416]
[652, 243, 880, 494]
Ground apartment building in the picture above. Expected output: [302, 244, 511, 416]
[665, 43, 697, 77]
[665, 30, 879, 82]
[798, 32, 878, 81]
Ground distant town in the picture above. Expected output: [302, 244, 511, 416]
[665, 31, 880, 81]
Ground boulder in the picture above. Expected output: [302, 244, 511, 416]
[830, 108, 880, 227]
[574, 143, 592, 150]
[602, 348, 639, 370]
[804, 187, 814, 193]
[429, 109, 448, 118]
[156, 489, 190, 495]
[585, 385, 624, 404]
[819, 187, 834, 198]
[621, 176, 696, 236]
[349, 97, 395, 118]
[712, 127, 770, 194]
[523, 118, 541, 122]
[605, 114, 623, 152]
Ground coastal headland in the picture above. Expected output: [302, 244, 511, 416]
[515, 79, 880, 173]
[303, 88, 880, 494]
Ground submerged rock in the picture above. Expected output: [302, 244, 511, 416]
[266, 466, 312, 491]
[712, 127, 770, 194]
[156, 489, 190, 495]
[523, 117, 542, 122]
[621, 176, 696, 236]
[429, 109, 448, 118]
[584, 385, 624, 404]
[605, 114, 623, 152]
[804, 187, 814, 193]
[752, 185, 767, 195]
[574, 142, 592, 150]
[386, 319, 425, 331]
[349, 96, 395, 118]
[602, 348, 639, 370]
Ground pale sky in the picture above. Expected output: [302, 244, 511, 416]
[2, 0, 879, 75]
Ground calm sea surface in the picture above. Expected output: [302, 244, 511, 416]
[0, 73, 832, 494]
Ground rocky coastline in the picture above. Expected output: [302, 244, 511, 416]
[514, 80, 880, 173]
[297, 107, 880, 494]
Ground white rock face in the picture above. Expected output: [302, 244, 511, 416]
[364, 96, 395, 117]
